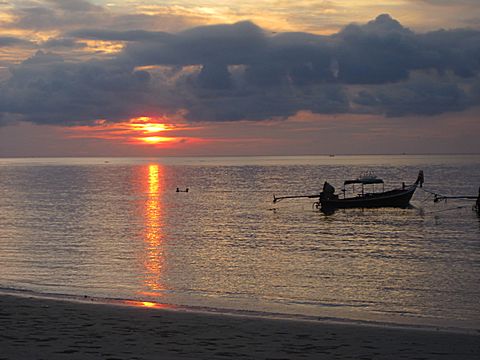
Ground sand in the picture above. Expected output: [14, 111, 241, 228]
[1, 294, 479, 360]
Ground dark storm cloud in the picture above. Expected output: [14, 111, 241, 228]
[182, 83, 348, 122]
[101, 14, 480, 85]
[334, 15, 415, 84]
[41, 37, 86, 49]
[417, 29, 480, 77]
[0, 51, 172, 125]
[353, 76, 470, 116]
[1, 13, 480, 125]
[0, 36, 34, 47]
[7, 0, 195, 33]
[9, 0, 105, 31]
[334, 14, 480, 84]
[67, 29, 174, 43]
[120, 21, 267, 67]
[45, 0, 100, 12]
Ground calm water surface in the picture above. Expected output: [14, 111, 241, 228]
[0, 155, 479, 331]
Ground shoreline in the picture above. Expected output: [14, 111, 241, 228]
[1, 288, 477, 336]
[2, 293, 479, 359]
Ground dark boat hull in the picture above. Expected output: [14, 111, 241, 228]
[320, 185, 417, 210]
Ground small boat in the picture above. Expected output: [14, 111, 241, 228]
[273, 170, 424, 213]
[319, 171, 423, 212]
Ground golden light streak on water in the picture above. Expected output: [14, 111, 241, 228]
[143, 164, 165, 292]
[123, 300, 173, 309]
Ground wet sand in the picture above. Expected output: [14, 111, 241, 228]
[1, 294, 479, 359]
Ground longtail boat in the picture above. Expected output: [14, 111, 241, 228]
[273, 171, 424, 213]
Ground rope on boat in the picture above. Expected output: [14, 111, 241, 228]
[421, 205, 470, 215]
[419, 187, 440, 196]
[419, 187, 478, 202]
[419, 187, 480, 215]
[419, 191, 434, 204]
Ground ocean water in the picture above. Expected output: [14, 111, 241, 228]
[0, 155, 479, 331]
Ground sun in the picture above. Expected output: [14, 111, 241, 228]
[128, 116, 176, 145]
[130, 117, 171, 133]
[63, 115, 199, 148]
[140, 136, 176, 144]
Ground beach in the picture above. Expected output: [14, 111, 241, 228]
[1, 294, 479, 360]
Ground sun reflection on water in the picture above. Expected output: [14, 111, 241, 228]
[123, 300, 173, 309]
[143, 164, 165, 292]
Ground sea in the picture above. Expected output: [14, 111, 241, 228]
[1, 155, 479, 332]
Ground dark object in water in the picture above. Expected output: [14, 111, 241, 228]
[476, 187, 480, 215]
[176, 187, 189, 193]
[432, 186, 480, 215]
[318, 171, 423, 212]
[433, 187, 478, 203]
[273, 171, 424, 214]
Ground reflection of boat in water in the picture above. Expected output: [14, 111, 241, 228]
[319, 171, 423, 211]
[273, 171, 424, 213]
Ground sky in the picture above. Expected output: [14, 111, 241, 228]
[0, 0, 480, 156]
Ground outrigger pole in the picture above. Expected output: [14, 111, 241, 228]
[434, 195, 478, 201]
[428, 186, 480, 215]
[273, 194, 320, 204]
[433, 187, 480, 202]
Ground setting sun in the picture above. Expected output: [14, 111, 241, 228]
[62, 115, 198, 148]
[128, 116, 178, 145]
[129, 117, 172, 134]
[138, 136, 176, 144]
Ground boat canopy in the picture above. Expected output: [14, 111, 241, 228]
[344, 178, 384, 185]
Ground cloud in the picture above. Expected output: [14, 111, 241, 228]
[417, 29, 480, 77]
[41, 37, 86, 49]
[0, 50, 173, 125]
[88, 14, 480, 84]
[5, 0, 198, 34]
[1, 14, 480, 126]
[0, 36, 34, 47]
[417, 0, 479, 6]
[120, 21, 267, 67]
[45, 0, 100, 12]
[7, 0, 104, 31]
[67, 29, 174, 42]
[353, 75, 470, 116]
[334, 16, 414, 84]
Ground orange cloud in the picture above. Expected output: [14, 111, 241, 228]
[63, 116, 202, 147]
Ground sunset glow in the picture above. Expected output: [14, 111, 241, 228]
[127, 116, 187, 145]
[141, 301, 157, 308]
[135, 123, 169, 133]
[130, 117, 172, 133]
[143, 164, 165, 292]
[1, 0, 480, 156]
[128, 116, 175, 144]
[123, 300, 173, 309]
[62, 116, 197, 148]
[139, 136, 176, 144]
